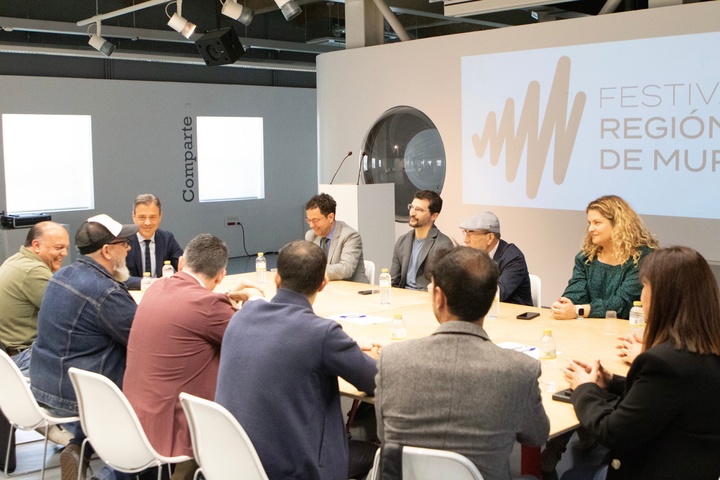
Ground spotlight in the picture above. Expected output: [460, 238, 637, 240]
[166, 1, 196, 38]
[195, 27, 245, 66]
[274, 0, 302, 21]
[222, 0, 254, 26]
[88, 22, 115, 57]
[89, 34, 115, 57]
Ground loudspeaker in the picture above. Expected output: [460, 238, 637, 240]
[195, 27, 245, 66]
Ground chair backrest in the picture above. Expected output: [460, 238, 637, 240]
[0, 349, 45, 429]
[179, 392, 269, 480]
[68, 367, 159, 472]
[529, 274, 542, 308]
[402, 446, 484, 480]
[364, 260, 376, 285]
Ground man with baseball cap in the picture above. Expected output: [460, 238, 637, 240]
[30, 214, 139, 480]
[459, 211, 533, 306]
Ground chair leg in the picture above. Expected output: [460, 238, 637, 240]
[78, 438, 89, 480]
[4, 425, 14, 477]
[41, 423, 50, 480]
[346, 399, 360, 433]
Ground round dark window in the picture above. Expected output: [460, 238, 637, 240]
[361, 106, 446, 222]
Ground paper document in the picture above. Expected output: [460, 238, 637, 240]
[497, 341, 541, 359]
[329, 313, 391, 325]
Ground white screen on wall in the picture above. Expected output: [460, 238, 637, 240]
[196, 116, 265, 203]
[2, 114, 95, 214]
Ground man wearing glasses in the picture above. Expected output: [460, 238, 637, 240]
[304, 193, 369, 283]
[391, 190, 453, 290]
[459, 211, 533, 306]
[30, 214, 139, 480]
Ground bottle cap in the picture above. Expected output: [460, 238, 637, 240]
[164, 260, 171, 265]
[633, 301, 642, 306]
[143, 272, 151, 277]
[382, 268, 389, 273]
[543, 329, 552, 335]
[258, 252, 264, 257]
[394, 313, 403, 319]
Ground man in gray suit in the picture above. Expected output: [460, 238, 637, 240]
[376, 246, 549, 480]
[305, 193, 369, 283]
[391, 190, 453, 290]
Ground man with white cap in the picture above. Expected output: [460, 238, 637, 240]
[459, 212, 533, 306]
[30, 214, 139, 480]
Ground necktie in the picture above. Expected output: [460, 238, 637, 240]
[144, 239, 152, 274]
[320, 237, 328, 253]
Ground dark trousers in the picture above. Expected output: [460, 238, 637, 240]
[0, 411, 16, 473]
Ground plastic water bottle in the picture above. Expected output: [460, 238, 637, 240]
[390, 313, 407, 340]
[379, 268, 392, 305]
[256, 252, 267, 284]
[487, 286, 500, 320]
[140, 272, 152, 292]
[539, 329, 557, 360]
[629, 301, 645, 335]
[161, 260, 174, 278]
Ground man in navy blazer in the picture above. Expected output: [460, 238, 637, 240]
[215, 240, 377, 480]
[460, 211, 533, 306]
[125, 194, 183, 290]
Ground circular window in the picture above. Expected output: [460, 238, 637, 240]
[361, 106, 446, 222]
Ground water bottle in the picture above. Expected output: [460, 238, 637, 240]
[140, 272, 152, 292]
[161, 260, 174, 278]
[629, 301, 645, 335]
[256, 252, 267, 284]
[486, 286, 500, 320]
[539, 329, 557, 360]
[390, 313, 407, 340]
[379, 268, 392, 305]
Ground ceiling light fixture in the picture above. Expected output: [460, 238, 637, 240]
[274, 0, 302, 21]
[166, 0, 196, 39]
[88, 22, 115, 57]
[222, 0, 254, 27]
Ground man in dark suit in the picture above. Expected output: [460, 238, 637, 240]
[215, 240, 377, 480]
[391, 190, 453, 290]
[305, 193, 368, 283]
[376, 247, 549, 480]
[460, 211, 533, 306]
[125, 194, 183, 290]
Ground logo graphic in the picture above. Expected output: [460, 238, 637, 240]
[471, 56, 587, 198]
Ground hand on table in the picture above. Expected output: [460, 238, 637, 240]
[226, 281, 265, 304]
[359, 341, 383, 360]
[551, 297, 577, 320]
[616, 333, 643, 365]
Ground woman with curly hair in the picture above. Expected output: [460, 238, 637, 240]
[552, 195, 658, 320]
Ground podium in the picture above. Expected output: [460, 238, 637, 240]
[319, 183, 395, 283]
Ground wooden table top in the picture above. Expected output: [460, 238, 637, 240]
[134, 272, 631, 437]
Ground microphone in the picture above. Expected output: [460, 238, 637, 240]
[330, 151, 353, 184]
[356, 151, 366, 185]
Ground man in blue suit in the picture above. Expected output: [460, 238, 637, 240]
[216, 240, 377, 480]
[125, 194, 183, 290]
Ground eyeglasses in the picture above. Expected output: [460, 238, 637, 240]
[407, 204, 427, 214]
[305, 216, 326, 226]
[109, 239, 129, 247]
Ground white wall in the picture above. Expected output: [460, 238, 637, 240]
[0, 76, 317, 260]
[316, 2, 720, 303]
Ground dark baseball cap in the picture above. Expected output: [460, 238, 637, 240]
[75, 214, 138, 255]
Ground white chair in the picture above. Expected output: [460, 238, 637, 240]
[179, 392, 268, 480]
[367, 445, 484, 480]
[529, 274, 542, 308]
[68, 367, 191, 480]
[0, 349, 79, 479]
[364, 260, 376, 285]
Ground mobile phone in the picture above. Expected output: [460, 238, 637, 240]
[358, 289, 373, 295]
[516, 311, 540, 320]
[552, 388, 573, 403]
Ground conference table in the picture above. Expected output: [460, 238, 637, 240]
[133, 272, 632, 476]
